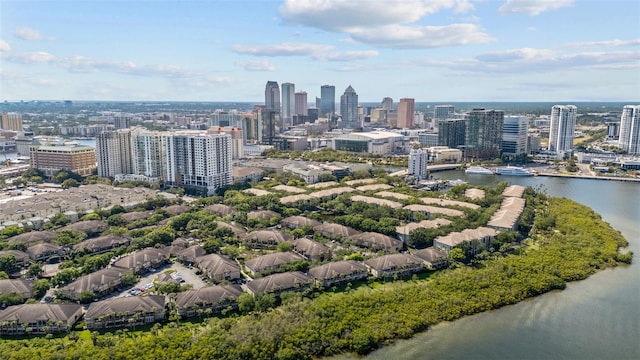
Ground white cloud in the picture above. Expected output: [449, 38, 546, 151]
[279, 1, 490, 49]
[0, 40, 10, 52]
[235, 60, 276, 71]
[499, 0, 574, 15]
[5, 51, 57, 64]
[231, 42, 332, 57]
[2, 50, 234, 85]
[0, 69, 57, 87]
[420, 47, 640, 73]
[349, 24, 494, 48]
[527, 27, 537, 31]
[566, 38, 640, 48]
[280, 0, 473, 31]
[314, 50, 379, 61]
[14, 27, 55, 41]
[231, 42, 379, 61]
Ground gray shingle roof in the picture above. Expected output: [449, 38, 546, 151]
[313, 223, 360, 238]
[247, 210, 280, 220]
[215, 221, 246, 235]
[25, 242, 64, 259]
[163, 205, 192, 215]
[0, 279, 34, 299]
[73, 235, 130, 252]
[434, 227, 498, 248]
[291, 238, 331, 259]
[85, 295, 166, 320]
[244, 271, 312, 294]
[0, 250, 30, 263]
[121, 211, 154, 222]
[308, 260, 368, 281]
[412, 247, 448, 264]
[281, 216, 321, 228]
[0, 304, 83, 325]
[195, 254, 241, 280]
[112, 247, 169, 271]
[348, 232, 403, 252]
[364, 253, 424, 271]
[175, 284, 243, 308]
[205, 204, 235, 217]
[244, 252, 306, 274]
[59, 220, 108, 234]
[243, 230, 291, 245]
[7, 231, 57, 245]
[60, 267, 125, 295]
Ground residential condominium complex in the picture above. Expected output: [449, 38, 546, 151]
[464, 108, 504, 160]
[437, 118, 466, 149]
[96, 129, 232, 195]
[96, 130, 134, 178]
[165, 132, 232, 196]
[397, 98, 415, 129]
[408, 148, 428, 180]
[619, 105, 640, 155]
[548, 105, 577, 153]
[502, 116, 529, 156]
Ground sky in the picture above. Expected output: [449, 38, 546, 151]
[0, 0, 639, 102]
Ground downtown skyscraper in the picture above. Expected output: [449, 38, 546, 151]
[281, 82, 295, 128]
[397, 98, 415, 129]
[340, 85, 359, 129]
[619, 105, 640, 155]
[548, 105, 577, 153]
[265, 81, 280, 111]
[294, 91, 308, 125]
[320, 85, 335, 119]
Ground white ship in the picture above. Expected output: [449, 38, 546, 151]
[465, 166, 494, 175]
[495, 166, 535, 176]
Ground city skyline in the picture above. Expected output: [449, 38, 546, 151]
[1, 1, 639, 102]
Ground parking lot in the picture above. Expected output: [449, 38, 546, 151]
[117, 261, 208, 298]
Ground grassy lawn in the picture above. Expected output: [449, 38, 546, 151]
[574, 135, 592, 145]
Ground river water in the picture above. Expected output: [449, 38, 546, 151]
[348, 171, 640, 360]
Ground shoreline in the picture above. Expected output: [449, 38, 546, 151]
[535, 172, 640, 182]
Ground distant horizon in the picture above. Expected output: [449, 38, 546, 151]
[2, 100, 638, 105]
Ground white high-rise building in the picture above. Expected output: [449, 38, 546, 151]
[619, 105, 640, 155]
[208, 127, 244, 160]
[502, 116, 529, 156]
[281, 83, 295, 127]
[165, 132, 232, 196]
[95, 129, 134, 178]
[408, 148, 429, 181]
[131, 129, 167, 181]
[548, 105, 577, 153]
